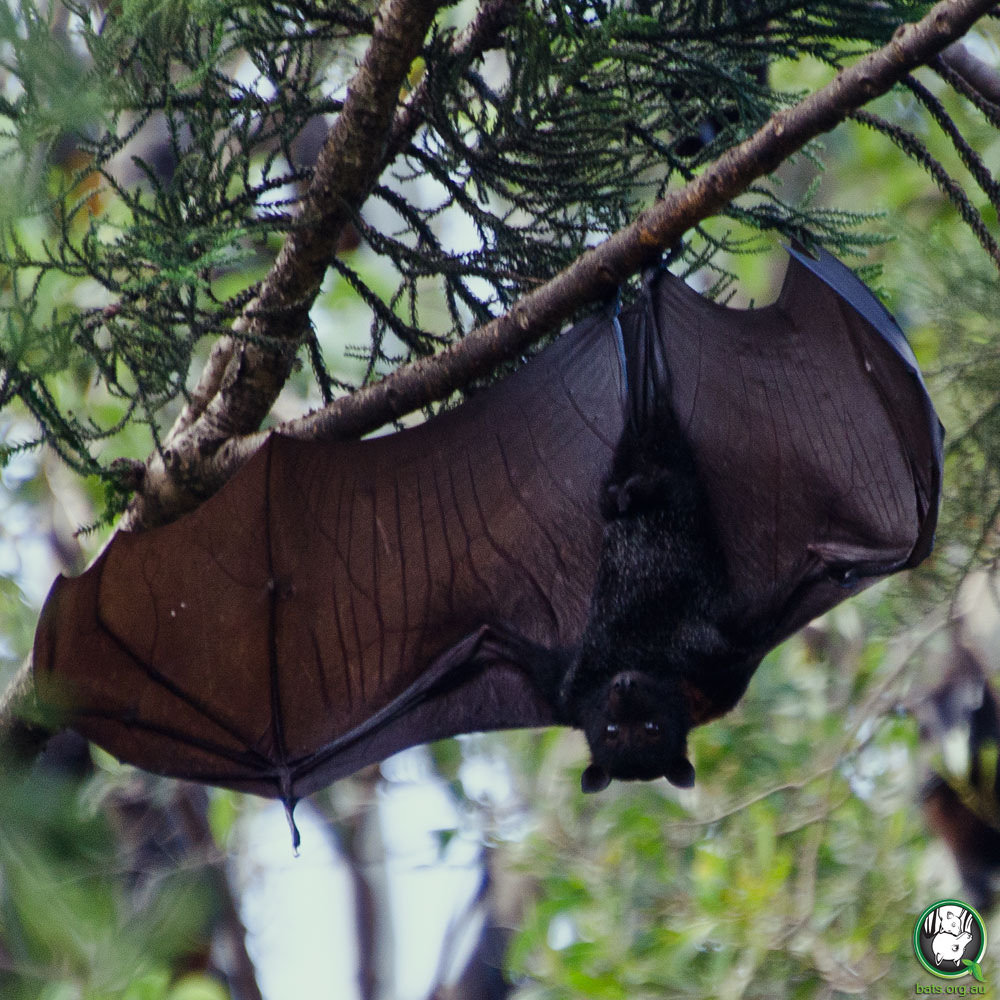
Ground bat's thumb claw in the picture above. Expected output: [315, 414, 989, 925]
[282, 796, 302, 854]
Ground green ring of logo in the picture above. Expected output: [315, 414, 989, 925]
[913, 898, 987, 979]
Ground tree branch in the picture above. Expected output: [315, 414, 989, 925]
[0, 658, 51, 771]
[174, 786, 265, 1000]
[125, 0, 455, 530]
[939, 39, 1000, 108]
[386, 0, 521, 160]
[201, 0, 996, 483]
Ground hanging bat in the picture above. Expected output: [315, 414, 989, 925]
[32, 245, 943, 833]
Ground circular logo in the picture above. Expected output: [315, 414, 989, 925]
[913, 899, 987, 979]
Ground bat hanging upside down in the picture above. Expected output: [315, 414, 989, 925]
[33, 245, 943, 831]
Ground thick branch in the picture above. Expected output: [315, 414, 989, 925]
[126, 0, 454, 529]
[202, 0, 995, 478]
[939, 39, 1000, 107]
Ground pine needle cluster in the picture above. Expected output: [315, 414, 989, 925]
[0, 0, 993, 510]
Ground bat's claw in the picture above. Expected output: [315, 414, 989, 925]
[283, 796, 301, 854]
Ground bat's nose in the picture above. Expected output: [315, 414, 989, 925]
[612, 671, 639, 690]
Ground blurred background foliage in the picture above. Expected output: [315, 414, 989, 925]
[1, 0, 1000, 997]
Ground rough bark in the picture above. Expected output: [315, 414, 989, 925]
[126, 0, 456, 531]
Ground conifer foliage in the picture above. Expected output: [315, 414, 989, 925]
[1, 0, 995, 515]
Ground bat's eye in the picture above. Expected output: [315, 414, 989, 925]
[605, 723, 619, 737]
[644, 721, 660, 735]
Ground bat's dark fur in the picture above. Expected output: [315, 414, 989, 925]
[558, 400, 758, 793]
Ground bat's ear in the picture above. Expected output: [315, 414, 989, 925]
[664, 756, 695, 788]
[581, 763, 612, 794]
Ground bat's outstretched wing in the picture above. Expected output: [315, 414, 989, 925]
[640, 244, 942, 657]
[33, 246, 943, 804]
[34, 312, 625, 801]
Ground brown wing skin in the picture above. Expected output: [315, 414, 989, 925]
[642, 245, 942, 658]
[34, 310, 626, 800]
[33, 246, 943, 802]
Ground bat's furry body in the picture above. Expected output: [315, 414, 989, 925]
[562, 390, 753, 791]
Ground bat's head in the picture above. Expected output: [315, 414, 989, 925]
[577, 670, 694, 794]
